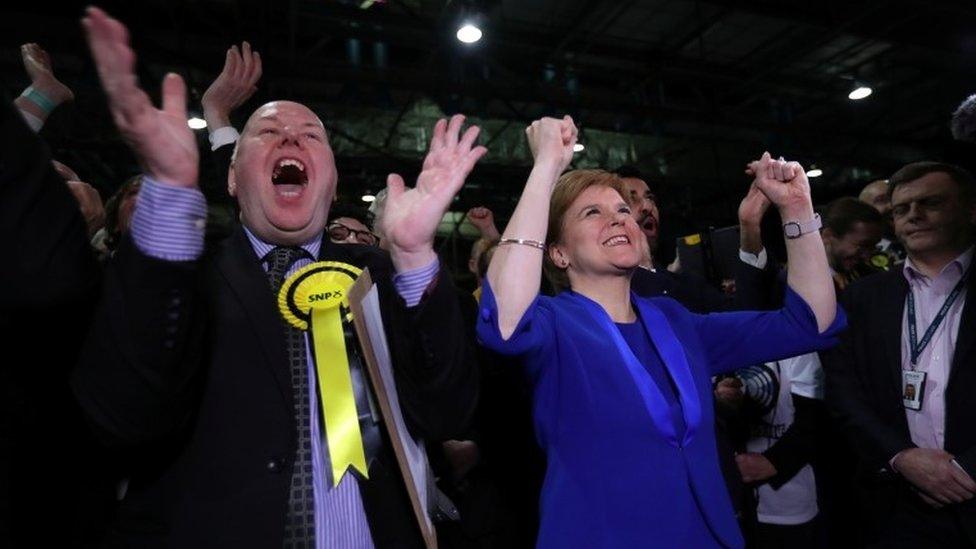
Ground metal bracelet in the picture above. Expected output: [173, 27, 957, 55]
[498, 237, 546, 251]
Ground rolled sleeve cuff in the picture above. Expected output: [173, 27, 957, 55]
[393, 258, 440, 307]
[739, 247, 768, 269]
[130, 176, 207, 261]
[18, 109, 43, 133]
[209, 126, 240, 151]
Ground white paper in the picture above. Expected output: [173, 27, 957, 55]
[360, 285, 433, 533]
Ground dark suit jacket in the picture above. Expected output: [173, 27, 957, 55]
[0, 101, 113, 545]
[630, 258, 775, 314]
[73, 227, 477, 547]
[822, 266, 976, 539]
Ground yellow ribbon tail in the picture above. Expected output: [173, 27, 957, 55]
[310, 306, 369, 486]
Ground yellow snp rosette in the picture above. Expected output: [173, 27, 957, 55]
[278, 261, 367, 486]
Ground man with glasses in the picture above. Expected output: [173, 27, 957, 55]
[327, 203, 380, 247]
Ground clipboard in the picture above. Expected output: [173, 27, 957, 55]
[347, 268, 437, 549]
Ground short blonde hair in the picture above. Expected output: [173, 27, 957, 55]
[544, 169, 626, 292]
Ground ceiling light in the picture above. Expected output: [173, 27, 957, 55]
[456, 24, 482, 44]
[187, 117, 207, 130]
[573, 143, 585, 153]
[848, 86, 873, 100]
[806, 168, 823, 178]
[361, 194, 376, 203]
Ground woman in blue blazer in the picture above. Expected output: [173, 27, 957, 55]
[476, 116, 845, 548]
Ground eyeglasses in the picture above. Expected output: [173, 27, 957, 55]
[328, 223, 379, 246]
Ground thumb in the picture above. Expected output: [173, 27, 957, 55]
[161, 72, 187, 120]
[386, 173, 406, 202]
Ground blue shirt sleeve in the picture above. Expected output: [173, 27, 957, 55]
[475, 278, 555, 357]
[689, 285, 847, 376]
[392, 258, 440, 307]
[129, 176, 208, 261]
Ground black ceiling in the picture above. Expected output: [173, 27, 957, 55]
[2, 0, 975, 236]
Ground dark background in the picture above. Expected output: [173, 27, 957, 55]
[3, 0, 974, 275]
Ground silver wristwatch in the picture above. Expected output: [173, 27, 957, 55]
[783, 213, 822, 239]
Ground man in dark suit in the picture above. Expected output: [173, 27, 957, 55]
[72, 8, 479, 547]
[823, 161, 976, 547]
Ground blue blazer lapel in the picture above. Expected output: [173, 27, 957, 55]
[567, 291, 702, 446]
[634, 296, 703, 446]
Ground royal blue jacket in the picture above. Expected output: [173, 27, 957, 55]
[476, 281, 846, 548]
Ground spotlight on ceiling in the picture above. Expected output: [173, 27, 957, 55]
[573, 143, 585, 153]
[848, 85, 873, 101]
[456, 23, 483, 44]
[806, 168, 823, 178]
[361, 194, 376, 203]
[187, 117, 208, 130]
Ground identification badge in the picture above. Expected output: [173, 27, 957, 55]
[902, 370, 926, 411]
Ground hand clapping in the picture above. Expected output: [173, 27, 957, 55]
[82, 7, 198, 188]
[381, 114, 488, 271]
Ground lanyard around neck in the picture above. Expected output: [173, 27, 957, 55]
[907, 268, 969, 366]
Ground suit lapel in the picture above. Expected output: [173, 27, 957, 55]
[635, 298, 703, 447]
[880, 270, 910, 396]
[948, 272, 976, 387]
[215, 228, 293, 410]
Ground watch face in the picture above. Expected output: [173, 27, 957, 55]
[784, 223, 800, 238]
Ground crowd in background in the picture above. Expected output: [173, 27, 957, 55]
[3, 6, 976, 549]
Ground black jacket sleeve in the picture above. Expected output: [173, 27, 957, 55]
[821, 288, 914, 471]
[71, 237, 205, 448]
[0, 100, 98, 310]
[380, 263, 478, 441]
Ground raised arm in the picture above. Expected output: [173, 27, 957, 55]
[72, 7, 206, 446]
[14, 43, 74, 131]
[753, 152, 836, 332]
[201, 42, 262, 134]
[380, 114, 487, 273]
[486, 116, 576, 339]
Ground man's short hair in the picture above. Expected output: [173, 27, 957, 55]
[327, 202, 375, 229]
[612, 165, 645, 180]
[951, 94, 976, 143]
[611, 165, 657, 198]
[887, 161, 976, 205]
[823, 197, 885, 237]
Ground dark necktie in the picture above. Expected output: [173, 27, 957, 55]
[265, 246, 316, 548]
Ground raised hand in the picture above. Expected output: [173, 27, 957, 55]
[21, 43, 74, 105]
[382, 114, 488, 271]
[14, 43, 75, 128]
[739, 160, 772, 227]
[752, 151, 813, 218]
[201, 42, 262, 130]
[466, 206, 500, 240]
[737, 167, 773, 255]
[525, 115, 577, 175]
[82, 7, 198, 188]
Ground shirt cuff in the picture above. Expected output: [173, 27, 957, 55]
[209, 126, 240, 151]
[739, 247, 768, 269]
[130, 177, 208, 261]
[18, 109, 43, 133]
[393, 259, 440, 307]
